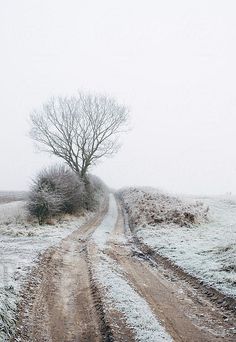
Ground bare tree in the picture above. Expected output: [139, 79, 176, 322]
[30, 92, 129, 178]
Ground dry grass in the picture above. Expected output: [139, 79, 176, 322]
[119, 187, 209, 229]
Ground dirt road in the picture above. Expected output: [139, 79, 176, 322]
[14, 194, 236, 341]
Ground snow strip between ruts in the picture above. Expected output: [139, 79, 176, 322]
[94, 255, 172, 342]
[92, 193, 118, 250]
[92, 193, 173, 341]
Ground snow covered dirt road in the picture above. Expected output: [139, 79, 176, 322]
[13, 194, 236, 342]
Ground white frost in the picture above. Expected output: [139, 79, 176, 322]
[92, 194, 172, 341]
[92, 193, 118, 249]
[0, 201, 27, 225]
[0, 200, 90, 341]
[135, 195, 236, 297]
[94, 255, 172, 342]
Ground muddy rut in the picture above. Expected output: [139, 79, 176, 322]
[14, 194, 236, 342]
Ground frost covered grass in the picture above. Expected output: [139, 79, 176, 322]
[0, 288, 17, 341]
[119, 187, 209, 228]
[120, 188, 236, 297]
[0, 200, 91, 341]
[0, 201, 27, 226]
[94, 255, 172, 342]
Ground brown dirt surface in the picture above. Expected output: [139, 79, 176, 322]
[13, 203, 109, 342]
[12, 195, 236, 342]
[105, 200, 236, 342]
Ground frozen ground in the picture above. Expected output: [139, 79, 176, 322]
[92, 194, 118, 249]
[92, 194, 172, 341]
[94, 255, 173, 342]
[120, 188, 236, 298]
[0, 200, 90, 341]
[0, 201, 27, 226]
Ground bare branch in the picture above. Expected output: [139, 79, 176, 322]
[30, 91, 129, 177]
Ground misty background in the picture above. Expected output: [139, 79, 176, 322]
[0, 0, 236, 195]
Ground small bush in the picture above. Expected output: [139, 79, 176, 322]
[28, 166, 84, 224]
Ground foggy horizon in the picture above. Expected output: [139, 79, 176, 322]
[1, 0, 236, 196]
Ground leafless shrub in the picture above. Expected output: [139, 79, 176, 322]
[28, 165, 84, 224]
[28, 166, 108, 224]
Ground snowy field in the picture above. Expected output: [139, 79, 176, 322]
[0, 201, 27, 226]
[0, 191, 28, 204]
[120, 188, 236, 298]
[0, 200, 90, 341]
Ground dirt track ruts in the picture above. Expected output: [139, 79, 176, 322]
[105, 200, 236, 342]
[13, 194, 236, 342]
[13, 201, 110, 342]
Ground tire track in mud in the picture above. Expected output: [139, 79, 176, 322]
[12, 194, 236, 342]
[119, 197, 236, 317]
[110, 244, 236, 342]
[13, 200, 114, 342]
[133, 236, 236, 314]
[105, 199, 236, 341]
[87, 194, 138, 342]
[84, 247, 114, 342]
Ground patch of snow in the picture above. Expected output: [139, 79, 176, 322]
[92, 193, 118, 250]
[124, 191, 236, 297]
[94, 254, 172, 342]
[0, 201, 27, 225]
[0, 205, 91, 341]
[92, 193, 172, 341]
[0, 216, 88, 291]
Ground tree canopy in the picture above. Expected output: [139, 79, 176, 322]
[30, 92, 129, 178]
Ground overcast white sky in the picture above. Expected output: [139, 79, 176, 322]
[1, 0, 236, 195]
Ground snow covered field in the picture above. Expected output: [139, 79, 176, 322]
[0, 191, 28, 204]
[120, 188, 236, 298]
[0, 200, 90, 341]
[0, 201, 27, 226]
